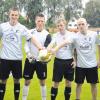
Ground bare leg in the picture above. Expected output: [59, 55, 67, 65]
[76, 84, 82, 100]
[91, 83, 97, 100]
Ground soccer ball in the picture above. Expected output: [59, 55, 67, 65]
[38, 49, 52, 62]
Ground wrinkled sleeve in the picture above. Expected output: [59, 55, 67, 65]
[22, 27, 32, 41]
[24, 40, 31, 53]
[0, 24, 3, 40]
[95, 31, 100, 45]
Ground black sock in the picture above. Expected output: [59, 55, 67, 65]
[64, 87, 71, 100]
[14, 83, 20, 100]
[0, 83, 6, 100]
[51, 87, 58, 100]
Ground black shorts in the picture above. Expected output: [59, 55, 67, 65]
[52, 58, 74, 82]
[75, 67, 99, 84]
[0, 59, 22, 80]
[23, 58, 47, 80]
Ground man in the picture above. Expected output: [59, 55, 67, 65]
[0, 7, 43, 100]
[22, 13, 51, 100]
[47, 19, 76, 100]
[51, 18, 100, 100]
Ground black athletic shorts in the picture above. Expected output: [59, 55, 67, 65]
[0, 59, 22, 80]
[52, 58, 74, 82]
[23, 58, 47, 80]
[75, 67, 99, 84]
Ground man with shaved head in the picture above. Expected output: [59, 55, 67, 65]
[49, 18, 100, 100]
[74, 18, 100, 100]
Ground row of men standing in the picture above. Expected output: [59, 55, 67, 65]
[0, 7, 100, 100]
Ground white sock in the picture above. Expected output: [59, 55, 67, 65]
[22, 85, 29, 100]
[40, 85, 47, 100]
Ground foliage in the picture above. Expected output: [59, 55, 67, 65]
[83, 0, 100, 27]
[0, 0, 16, 22]
[45, 0, 67, 25]
[0, 0, 100, 27]
[65, 0, 83, 20]
[45, 0, 83, 27]
[24, 0, 44, 28]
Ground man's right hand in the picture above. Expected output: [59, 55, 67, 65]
[47, 48, 56, 55]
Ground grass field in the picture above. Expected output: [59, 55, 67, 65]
[2, 38, 100, 100]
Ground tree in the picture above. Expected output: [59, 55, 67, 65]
[83, 0, 100, 27]
[65, 0, 83, 20]
[45, 0, 68, 27]
[0, 0, 29, 22]
[0, 0, 20, 22]
[45, 0, 83, 27]
[24, 0, 44, 28]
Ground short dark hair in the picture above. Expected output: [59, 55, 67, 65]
[9, 7, 20, 14]
[35, 13, 45, 19]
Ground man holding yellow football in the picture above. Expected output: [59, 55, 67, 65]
[22, 13, 51, 100]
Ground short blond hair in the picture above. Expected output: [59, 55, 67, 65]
[77, 18, 87, 24]
[56, 19, 67, 25]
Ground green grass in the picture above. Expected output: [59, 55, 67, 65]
[3, 38, 100, 100]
